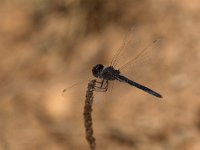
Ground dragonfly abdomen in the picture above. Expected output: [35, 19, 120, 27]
[117, 75, 162, 98]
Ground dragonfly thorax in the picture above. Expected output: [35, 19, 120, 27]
[92, 64, 120, 80]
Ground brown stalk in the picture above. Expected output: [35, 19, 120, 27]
[83, 79, 96, 150]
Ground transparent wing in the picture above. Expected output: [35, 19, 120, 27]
[110, 26, 141, 67]
[112, 27, 163, 83]
[61, 70, 94, 101]
[119, 38, 163, 73]
[62, 80, 87, 95]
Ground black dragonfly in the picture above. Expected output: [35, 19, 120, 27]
[64, 27, 163, 98]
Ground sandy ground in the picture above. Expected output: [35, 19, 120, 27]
[0, 0, 200, 150]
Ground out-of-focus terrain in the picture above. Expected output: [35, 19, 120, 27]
[0, 0, 200, 150]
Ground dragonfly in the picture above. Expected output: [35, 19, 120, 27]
[91, 28, 163, 98]
[64, 27, 163, 98]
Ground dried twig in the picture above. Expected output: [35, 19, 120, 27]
[83, 79, 96, 150]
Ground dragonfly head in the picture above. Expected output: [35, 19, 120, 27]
[92, 64, 104, 78]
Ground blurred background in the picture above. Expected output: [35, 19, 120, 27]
[0, 0, 200, 150]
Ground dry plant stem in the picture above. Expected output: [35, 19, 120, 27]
[83, 79, 96, 150]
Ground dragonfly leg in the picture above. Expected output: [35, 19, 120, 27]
[94, 80, 108, 92]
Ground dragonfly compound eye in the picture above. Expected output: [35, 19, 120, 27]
[92, 64, 104, 78]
